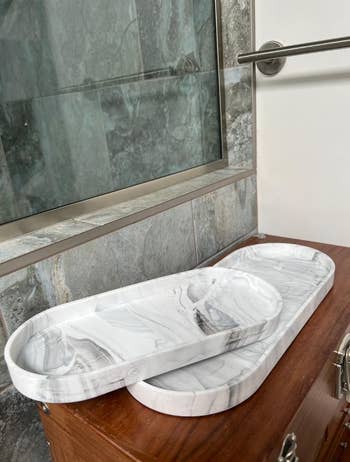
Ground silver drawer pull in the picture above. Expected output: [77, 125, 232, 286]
[278, 433, 299, 462]
[333, 333, 350, 401]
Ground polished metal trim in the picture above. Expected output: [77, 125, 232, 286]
[0, 0, 227, 243]
[238, 35, 350, 65]
[0, 169, 255, 278]
[0, 159, 227, 243]
[214, 0, 229, 164]
[250, 0, 257, 173]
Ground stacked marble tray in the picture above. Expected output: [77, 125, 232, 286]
[128, 243, 335, 416]
[5, 243, 335, 416]
[5, 267, 282, 403]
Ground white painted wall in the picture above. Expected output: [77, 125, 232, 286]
[255, 0, 350, 246]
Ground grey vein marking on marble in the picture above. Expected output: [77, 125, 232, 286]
[5, 268, 282, 403]
[0, 387, 50, 462]
[193, 175, 257, 262]
[128, 244, 335, 417]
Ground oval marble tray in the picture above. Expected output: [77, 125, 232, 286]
[5, 267, 282, 403]
[128, 244, 335, 417]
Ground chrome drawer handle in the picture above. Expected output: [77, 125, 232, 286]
[333, 333, 350, 400]
[278, 433, 299, 462]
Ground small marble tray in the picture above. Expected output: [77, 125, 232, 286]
[5, 267, 282, 403]
[128, 244, 335, 417]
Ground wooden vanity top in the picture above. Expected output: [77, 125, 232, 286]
[39, 236, 350, 462]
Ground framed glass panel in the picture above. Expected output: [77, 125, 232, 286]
[0, 0, 223, 226]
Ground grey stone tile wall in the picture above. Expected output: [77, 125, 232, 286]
[221, 0, 252, 68]
[38, 202, 197, 304]
[224, 66, 254, 168]
[221, 0, 254, 169]
[193, 175, 257, 262]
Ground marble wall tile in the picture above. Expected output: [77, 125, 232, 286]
[221, 0, 251, 68]
[135, 0, 197, 72]
[0, 267, 50, 334]
[192, 175, 257, 262]
[43, 202, 197, 302]
[34, 90, 113, 204]
[0, 387, 50, 462]
[224, 66, 254, 168]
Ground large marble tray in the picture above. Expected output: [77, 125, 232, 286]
[5, 267, 282, 403]
[128, 244, 335, 416]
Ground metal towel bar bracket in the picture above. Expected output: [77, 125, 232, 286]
[237, 36, 350, 76]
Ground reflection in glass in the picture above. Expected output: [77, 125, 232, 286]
[0, 0, 221, 225]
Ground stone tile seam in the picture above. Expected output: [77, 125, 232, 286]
[196, 226, 258, 268]
[190, 200, 200, 266]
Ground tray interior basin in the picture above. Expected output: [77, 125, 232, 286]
[5, 267, 282, 403]
[127, 244, 335, 417]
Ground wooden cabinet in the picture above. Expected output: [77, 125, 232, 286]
[38, 236, 350, 462]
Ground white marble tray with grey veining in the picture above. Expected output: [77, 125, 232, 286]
[5, 267, 282, 403]
[128, 244, 335, 417]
